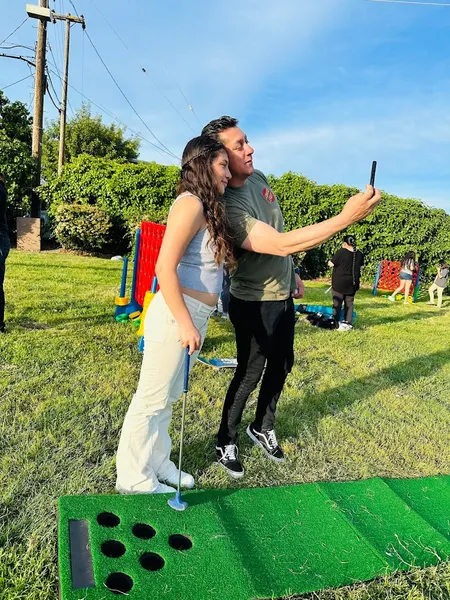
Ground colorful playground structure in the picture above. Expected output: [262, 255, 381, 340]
[115, 222, 166, 350]
[372, 260, 420, 302]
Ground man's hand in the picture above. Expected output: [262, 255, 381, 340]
[292, 273, 304, 299]
[340, 185, 381, 226]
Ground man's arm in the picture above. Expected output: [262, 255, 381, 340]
[241, 185, 381, 257]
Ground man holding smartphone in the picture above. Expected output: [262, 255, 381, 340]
[202, 116, 381, 477]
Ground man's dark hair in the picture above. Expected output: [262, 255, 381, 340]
[201, 116, 239, 140]
[0, 173, 4, 181]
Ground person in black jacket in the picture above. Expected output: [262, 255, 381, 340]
[328, 235, 364, 331]
[0, 173, 11, 333]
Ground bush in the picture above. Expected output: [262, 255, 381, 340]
[41, 159, 450, 283]
[40, 155, 179, 233]
[54, 203, 125, 253]
[270, 172, 450, 282]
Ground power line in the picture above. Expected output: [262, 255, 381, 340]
[369, 0, 450, 5]
[0, 43, 35, 52]
[46, 68, 61, 104]
[46, 65, 171, 160]
[46, 80, 61, 111]
[0, 53, 36, 69]
[68, 0, 79, 16]
[0, 17, 29, 46]
[88, 0, 197, 134]
[1, 74, 34, 92]
[83, 28, 179, 160]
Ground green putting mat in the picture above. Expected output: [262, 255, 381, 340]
[58, 476, 450, 599]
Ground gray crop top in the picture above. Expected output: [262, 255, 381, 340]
[172, 192, 223, 294]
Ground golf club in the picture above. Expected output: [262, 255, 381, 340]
[168, 347, 190, 511]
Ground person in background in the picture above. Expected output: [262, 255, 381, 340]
[0, 173, 11, 334]
[328, 235, 364, 331]
[427, 262, 448, 309]
[388, 251, 416, 304]
[115, 135, 232, 494]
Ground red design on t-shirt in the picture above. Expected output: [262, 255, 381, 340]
[262, 188, 275, 203]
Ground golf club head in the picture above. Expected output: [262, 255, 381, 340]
[168, 492, 188, 512]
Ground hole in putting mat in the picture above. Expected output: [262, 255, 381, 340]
[105, 572, 133, 594]
[168, 534, 192, 551]
[140, 552, 165, 571]
[101, 540, 126, 558]
[97, 512, 120, 528]
[132, 523, 156, 540]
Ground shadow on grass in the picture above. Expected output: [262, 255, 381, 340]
[10, 262, 118, 272]
[358, 309, 448, 328]
[278, 348, 450, 441]
[7, 311, 114, 330]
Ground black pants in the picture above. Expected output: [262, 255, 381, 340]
[217, 294, 295, 446]
[221, 268, 231, 314]
[0, 234, 11, 328]
[332, 290, 354, 324]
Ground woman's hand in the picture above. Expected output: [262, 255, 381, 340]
[179, 323, 202, 355]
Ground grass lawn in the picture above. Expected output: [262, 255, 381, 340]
[1, 249, 450, 600]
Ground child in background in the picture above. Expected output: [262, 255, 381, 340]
[427, 262, 448, 309]
[389, 251, 416, 304]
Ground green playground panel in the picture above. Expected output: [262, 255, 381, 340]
[58, 476, 450, 600]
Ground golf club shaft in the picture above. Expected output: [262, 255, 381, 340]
[177, 349, 190, 494]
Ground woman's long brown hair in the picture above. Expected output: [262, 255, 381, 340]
[177, 135, 235, 268]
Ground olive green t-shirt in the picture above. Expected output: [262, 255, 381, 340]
[225, 169, 296, 301]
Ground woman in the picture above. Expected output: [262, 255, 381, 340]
[328, 235, 364, 331]
[116, 135, 233, 494]
[427, 262, 448, 309]
[388, 251, 416, 304]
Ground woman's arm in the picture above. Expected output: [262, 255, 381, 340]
[155, 195, 205, 354]
[327, 260, 335, 268]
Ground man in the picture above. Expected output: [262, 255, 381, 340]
[201, 116, 381, 478]
[0, 173, 10, 334]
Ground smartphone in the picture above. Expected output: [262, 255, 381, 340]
[370, 161, 377, 187]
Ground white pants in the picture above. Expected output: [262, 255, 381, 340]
[429, 283, 444, 308]
[116, 291, 214, 493]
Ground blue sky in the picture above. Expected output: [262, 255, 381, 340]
[2, 0, 450, 210]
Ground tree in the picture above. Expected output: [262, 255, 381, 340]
[42, 104, 140, 180]
[0, 91, 35, 223]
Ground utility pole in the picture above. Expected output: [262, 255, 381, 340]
[57, 13, 85, 174]
[58, 19, 70, 176]
[26, 4, 85, 178]
[29, 0, 49, 193]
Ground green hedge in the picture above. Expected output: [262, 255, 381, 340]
[54, 203, 123, 253]
[39, 154, 179, 249]
[40, 158, 450, 281]
[269, 172, 450, 282]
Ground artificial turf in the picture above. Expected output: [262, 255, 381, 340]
[58, 475, 450, 599]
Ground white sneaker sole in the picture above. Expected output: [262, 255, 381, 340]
[246, 425, 285, 463]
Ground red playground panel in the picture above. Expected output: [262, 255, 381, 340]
[372, 260, 420, 300]
[135, 222, 166, 308]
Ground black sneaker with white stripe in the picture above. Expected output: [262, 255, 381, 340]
[246, 424, 285, 463]
[216, 444, 244, 478]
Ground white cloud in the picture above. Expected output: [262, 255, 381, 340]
[250, 99, 450, 208]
